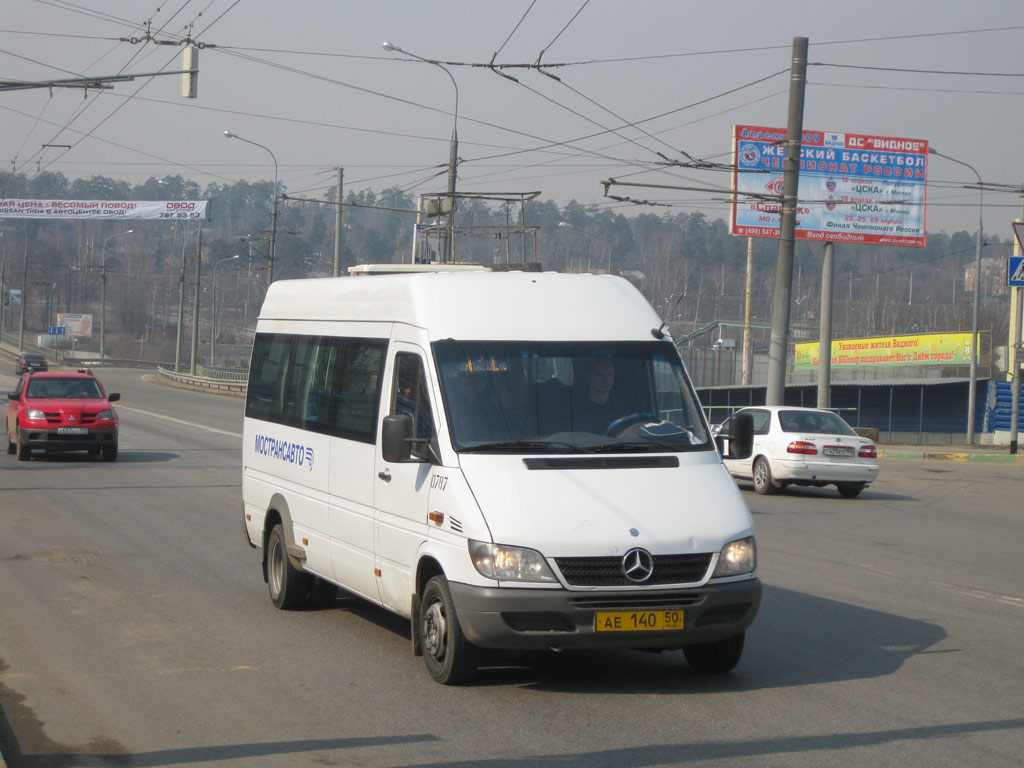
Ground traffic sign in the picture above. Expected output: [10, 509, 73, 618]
[1010, 256, 1024, 288]
[48, 326, 66, 336]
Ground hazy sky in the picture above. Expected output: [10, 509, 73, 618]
[3, 0, 1024, 237]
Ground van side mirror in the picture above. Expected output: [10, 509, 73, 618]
[720, 411, 754, 460]
[382, 414, 414, 462]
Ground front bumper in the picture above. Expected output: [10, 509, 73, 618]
[448, 577, 761, 650]
[22, 428, 117, 452]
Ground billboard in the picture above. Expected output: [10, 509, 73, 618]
[794, 332, 975, 371]
[731, 125, 928, 247]
[0, 199, 210, 221]
[4, 289, 20, 307]
[57, 313, 93, 338]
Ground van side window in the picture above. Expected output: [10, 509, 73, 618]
[392, 354, 434, 455]
[246, 333, 386, 444]
[247, 333, 290, 421]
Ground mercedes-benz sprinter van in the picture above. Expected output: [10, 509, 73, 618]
[242, 268, 759, 684]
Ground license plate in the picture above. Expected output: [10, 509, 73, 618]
[823, 445, 854, 457]
[595, 609, 684, 632]
[57, 427, 88, 435]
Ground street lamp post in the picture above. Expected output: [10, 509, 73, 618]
[929, 147, 984, 445]
[100, 229, 134, 360]
[211, 254, 239, 365]
[382, 41, 459, 263]
[224, 131, 277, 286]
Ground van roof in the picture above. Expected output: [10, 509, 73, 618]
[258, 270, 662, 342]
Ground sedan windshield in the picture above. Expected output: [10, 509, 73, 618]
[433, 340, 710, 453]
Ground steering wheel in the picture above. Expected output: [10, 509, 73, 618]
[603, 412, 657, 437]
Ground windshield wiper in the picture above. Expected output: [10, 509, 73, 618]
[464, 440, 588, 454]
[590, 441, 682, 453]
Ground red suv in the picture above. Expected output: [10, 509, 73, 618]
[6, 369, 120, 461]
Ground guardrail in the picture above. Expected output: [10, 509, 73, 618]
[157, 366, 247, 395]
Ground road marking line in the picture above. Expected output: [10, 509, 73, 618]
[116, 405, 242, 438]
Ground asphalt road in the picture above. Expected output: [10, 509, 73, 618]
[1, 368, 1022, 767]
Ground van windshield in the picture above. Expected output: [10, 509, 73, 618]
[433, 340, 711, 454]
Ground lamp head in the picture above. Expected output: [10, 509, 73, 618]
[224, 130, 235, 139]
[382, 41, 396, 52]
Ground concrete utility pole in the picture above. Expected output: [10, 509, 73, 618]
[765, 36, 808, 405]
[189, 228, 203, 376]
[334, 167, 344, 277]
[817, 241, 835, 408]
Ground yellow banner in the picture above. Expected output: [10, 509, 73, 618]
[794, 332, 976, 371]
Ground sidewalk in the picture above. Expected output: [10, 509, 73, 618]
[879, 443, 1024, 462]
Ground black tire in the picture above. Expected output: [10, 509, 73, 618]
[16, 430, 31, 462]
[102, 445, 118, 462]
[420, 575, 478, 685]
[6, 427, 15, 455]
[837, 482, 865, 499]
[752, 457, 776, 495]
[266, 523, 311, 610]
[684, 632, 745, 674]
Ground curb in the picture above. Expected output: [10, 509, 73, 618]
[879, 449, 1023, 462]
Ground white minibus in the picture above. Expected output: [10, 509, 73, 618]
[242, 268, 759, 684]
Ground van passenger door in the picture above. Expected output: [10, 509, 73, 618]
[374, 345, 435, 615]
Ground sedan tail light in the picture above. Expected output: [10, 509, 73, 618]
[858, 444, 877, 458]
[787, 440, 818, 455]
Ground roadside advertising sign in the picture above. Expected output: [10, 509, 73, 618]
[0, 199, 210, 221]
[57, 313, 93, 338]
[794, 332, 975, 372]
[5, 289, 20, 306]
[731, 125, 929, 247]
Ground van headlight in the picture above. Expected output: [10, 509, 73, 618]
[469, 540, 556, 582]
[712, 536, 756, 577]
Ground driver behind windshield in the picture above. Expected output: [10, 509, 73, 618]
[571, 354, 623, 434]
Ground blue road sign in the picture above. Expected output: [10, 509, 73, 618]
[48, 326, 66, 335]
[1009, 256, 1024, 288]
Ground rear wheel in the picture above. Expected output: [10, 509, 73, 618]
[266, 524, 311, 610]
[752, 457, 776, 495]
[837, 482, 865, 499]
[684, 632, 745, 674]
[420, 575, 478, 685]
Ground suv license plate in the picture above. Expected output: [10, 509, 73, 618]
[57, 427, 88, 435]
[596, 609, 684, 632]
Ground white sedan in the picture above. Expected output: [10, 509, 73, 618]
[716, 406, 879, 498]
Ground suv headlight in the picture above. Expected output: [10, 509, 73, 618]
[25, 409, 46, 420]
[712, 536, 756, 577]
[469, 540, 556, 582]
[96, 409, 115, 421]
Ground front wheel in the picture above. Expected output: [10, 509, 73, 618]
[6, 426, 15, 455]
[420, 575, 478, 685]
[16, 429, 31, 462]
[266, 523, 311, 610]
[752, 457, 776, 495]
[102, 445, 118, 462]
[683, 632, 745, 674]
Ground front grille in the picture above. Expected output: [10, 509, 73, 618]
[554, 553, 713, 586]
[569, 592, 706, 611]
[42, 411, 97, 425]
